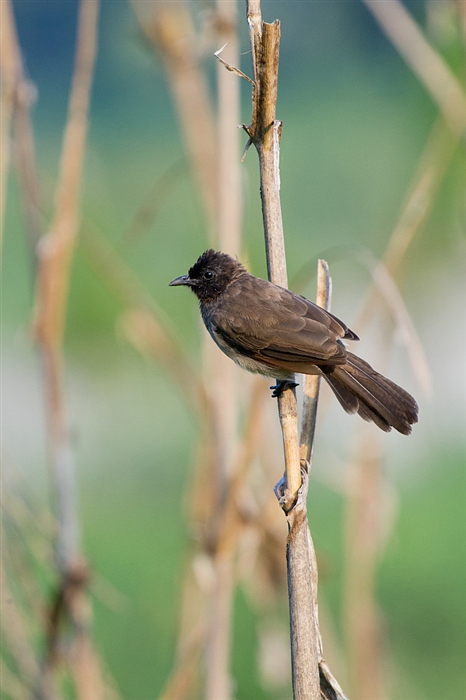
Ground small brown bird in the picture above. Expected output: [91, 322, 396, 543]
[170, 250, 418, 435]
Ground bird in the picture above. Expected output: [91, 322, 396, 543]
[169, 249, 418, 435]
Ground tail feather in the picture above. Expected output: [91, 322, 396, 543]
[323, 352, 418, 435]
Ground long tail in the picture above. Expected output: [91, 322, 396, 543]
[322, 352, 418, 435]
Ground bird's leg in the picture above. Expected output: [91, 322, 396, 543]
[270, 379, 299, 398]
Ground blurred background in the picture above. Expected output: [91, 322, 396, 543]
[2, 1, 465, 699]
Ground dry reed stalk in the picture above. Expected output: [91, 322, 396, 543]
[244, 3, 338, 698]
[126, 158, 187, 243]
[79, 223, 210, 415]
[132, 1, 218, 236]
[2, 488, 54, 631]
[300, 260, 332, 467]
[203, 4, 245, 696]
[244, 2, 301, 502]
[31, 1, 105, 696]
[0, 0, 21, 251]
[340, 130, 453, 696]
[216, 0, 242, 259]
[0, 657, 32, 700]
[340, 24, 457, 694]
[358, 251, 432, 396]
[0, 0, 41, 268]
[356, 118, 459, 333]
[364, 0, 466, 139]
[131, 4, 245, 697]
[0, 558, 44, 697]
[297, 261, 348, 700]
[343, 429, 391, 700]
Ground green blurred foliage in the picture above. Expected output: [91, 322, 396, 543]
[4, 1, 465, 698]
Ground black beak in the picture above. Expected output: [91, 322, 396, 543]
[169, 274, 193, 287]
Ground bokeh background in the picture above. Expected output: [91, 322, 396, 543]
[2, 1, 465, 699]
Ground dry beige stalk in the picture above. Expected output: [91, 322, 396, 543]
[356, 118, 459, 341]
[0, 657, 31, 700]
[29, 1, 106, 696]
[357, 251, 432, 397]
[133, 1, 218, 236]
[1, 0, 42, 260]
[0, 0, 21, 250]
[300, 260, 332, 467]
[2, 0, 43, 259]
[131, 4, 246, 698]
[244, 3, 345, 698]
[244, 6, 301, 501]
[344, 431, 390, 700]
[0, 559, 43, 695]
[364, 0, 466, 139]
[339, 28, 458, 696]
[34, 0, 99, 353]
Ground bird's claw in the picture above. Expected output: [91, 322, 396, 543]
[270, 380, 299, 398]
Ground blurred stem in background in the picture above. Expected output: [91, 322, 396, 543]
[132, 2, 245, 698]
[343, 2, 465, 698]
[1, 0, 115, 697]
[33, 0, 106, 696]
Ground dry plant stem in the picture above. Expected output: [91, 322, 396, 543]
[245, 3, 321, 698]
[217, 0, 242, 260]
[357, 251, 432, 397]
[35, 0, 99, 572]
[344, 432, 388, 700]
[364, 0, 466, 139]
[356, 118, 457, 332]
[157, 379, 268, 700]
[296, 262, 348, 700]
[276, 473, 320, 700]
[0, 559, 45, 696]
[300, 260, 332, 466]
[245, 6, 301, 499]
[340, 80, 458, 700]
[140, 4, 243, 698]
[0, 0, 20, 250]
[32, 1, 104, 695]
[208, 0, 242, 494]
[79, 224, 210, 415]
[3, 0, 43, 261]
[340, 82, 458, 700]
[35, 0, 100, 356]
[343, 318, 395, 700]
[133, 1, 218, 236]
[204, 6, 244, 696]
[381, 120, 458, 279]
[0, 658, 31, 700]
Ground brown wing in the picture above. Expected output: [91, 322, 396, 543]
[213, 275, 357, 372]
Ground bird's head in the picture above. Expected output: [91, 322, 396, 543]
[169, 249, 246, 302]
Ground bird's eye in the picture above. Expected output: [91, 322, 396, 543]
[204, 270, 213, 280]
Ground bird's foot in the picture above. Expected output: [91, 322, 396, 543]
[270, 380, 299, 398]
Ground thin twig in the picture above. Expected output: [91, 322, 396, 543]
[31, 1, 105, 695]
[300, 260, 332, 467]
[214, 44, 254, 85]
[356, 250, 432, 397]
[79, 223, 210, 416]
